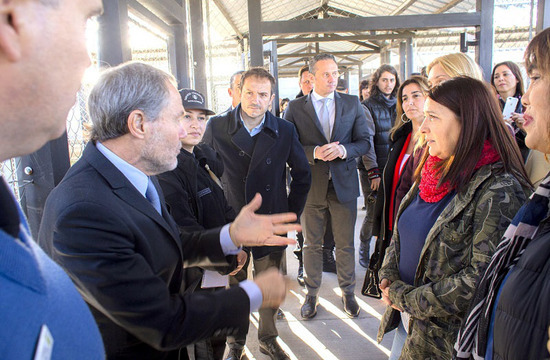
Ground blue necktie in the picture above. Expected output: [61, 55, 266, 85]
[145, 178, 162, 214]
[319, 98, 331, 141]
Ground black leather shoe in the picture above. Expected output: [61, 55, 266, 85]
[297, 261, 305, 286]
[259, 338, 290, 360]
[322, 249, 337, 273]
[300, 295, 318, 319]
[359, 243, 370, 269]
[342, 294, 360, 318]
[225, 347, 248, 360]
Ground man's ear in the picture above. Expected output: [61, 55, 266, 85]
[0, 2, 22, 62]
[127, 110, 147, 139]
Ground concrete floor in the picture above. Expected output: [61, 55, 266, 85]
[234, 198, 394, 360]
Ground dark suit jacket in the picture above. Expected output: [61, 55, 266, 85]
[203, 105, 311, 259]
[284, 92, 372, 204]
[38, 142, 249, 360]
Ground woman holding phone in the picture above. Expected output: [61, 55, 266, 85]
[491, 61, 529, 161]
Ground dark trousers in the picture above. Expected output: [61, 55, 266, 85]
[227, 250, 285, 348]
[360, 176, 377, 248]
[253, 250, 284, 341]
[358, 168, 370, 209]
[188, 335, 226, 360]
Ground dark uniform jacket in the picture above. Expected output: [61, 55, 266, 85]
[203, 105, 311, 259]
[158, 144, 237, 292]
[38, 142, 250, 360]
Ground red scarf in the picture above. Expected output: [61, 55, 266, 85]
[419, 140, 500, 203]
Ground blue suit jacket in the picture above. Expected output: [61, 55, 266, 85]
[0, 179, 104, 359]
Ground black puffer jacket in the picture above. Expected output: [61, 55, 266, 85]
[362, 93, 397, 170]
[491, 217, 550, 360]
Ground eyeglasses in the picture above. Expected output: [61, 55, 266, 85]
[320, 71, 340, 79]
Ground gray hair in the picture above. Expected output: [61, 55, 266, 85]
[87, 62, 176, 142]
[309, 53, 337, 74]
[230, 70, 245, 89]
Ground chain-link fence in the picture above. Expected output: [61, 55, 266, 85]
[128, 11, 171, 74]
[0, 158, 22, 201]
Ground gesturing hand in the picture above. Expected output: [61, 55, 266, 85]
[229, 193, 300, 247]
[254, 267, 287, 308]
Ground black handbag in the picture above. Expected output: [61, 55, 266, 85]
[361, 267, 381, 299]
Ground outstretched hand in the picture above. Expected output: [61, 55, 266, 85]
[254, 267, 287, 308]
[229, 193, 300, 247]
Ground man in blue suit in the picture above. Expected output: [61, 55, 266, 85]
[0, 1, 105, 358]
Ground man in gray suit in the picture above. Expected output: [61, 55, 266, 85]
[284, 53, 372, 319]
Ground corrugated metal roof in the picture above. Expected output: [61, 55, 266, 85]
[205, 0, 536, 76]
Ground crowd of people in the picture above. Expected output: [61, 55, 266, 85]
[0, 1, 549, 360]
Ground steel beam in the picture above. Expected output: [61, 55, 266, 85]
[264, 41, 280, 115]
[406, 37, 414, 77]
[189, 0, 207, 95]
[278, 50, 376, 59]
[135, 0, 185, 24]
[399, 41, 406, 81]
[212, 0, 244, 39]
[262, 12, 481, 35]
[537, 0, 550, 33]
[248, 0, 263, 66]
[434, 0, 466, 14]
[476, 0, 494, 81]
[98, 0, 131, 67]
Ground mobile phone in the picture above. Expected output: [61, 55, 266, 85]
[502, 97, 519, 120]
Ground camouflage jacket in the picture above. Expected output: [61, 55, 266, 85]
[377, 163, 528, 360]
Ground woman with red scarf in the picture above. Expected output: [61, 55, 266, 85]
[376, 77, 531, 360]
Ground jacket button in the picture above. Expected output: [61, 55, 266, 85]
[265, 184, 271, 191]
[239, 151, 245, 157]
[266, 158, 272, 164]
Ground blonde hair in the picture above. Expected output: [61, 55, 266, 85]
[426, 53, 484, 81]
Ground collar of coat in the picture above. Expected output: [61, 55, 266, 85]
[227, 104, 280, 139]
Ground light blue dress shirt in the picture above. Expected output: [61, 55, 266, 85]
[96, 142, 262, 311]
[239, 111, 266, 137]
